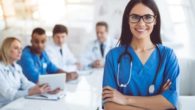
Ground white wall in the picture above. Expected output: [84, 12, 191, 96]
[0, 0, 195, 96]
[0, 0, 130, 58]
[179, 58, 195, 95]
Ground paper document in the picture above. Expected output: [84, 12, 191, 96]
[25, 91, 66, 101]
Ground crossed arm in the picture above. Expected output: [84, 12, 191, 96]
[103, 95, 174, 110]
[103, 80, 175, 110]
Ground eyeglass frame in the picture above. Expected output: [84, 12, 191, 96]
[128, 14, 156, 24]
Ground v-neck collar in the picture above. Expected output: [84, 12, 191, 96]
[129, 46, 157, 69]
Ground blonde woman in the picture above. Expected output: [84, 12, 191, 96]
[0, 37, 51, 107]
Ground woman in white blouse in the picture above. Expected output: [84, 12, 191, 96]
[0, 37, 51, 107]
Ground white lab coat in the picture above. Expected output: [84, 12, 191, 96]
[0, 61, 35, 108]
[46, 41, 77, 72]
[81, 38, 115, 68]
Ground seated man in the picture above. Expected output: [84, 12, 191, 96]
[18, 27, 78, 83]
[46, 24, 81, 72]
[81, 21, 114, 69]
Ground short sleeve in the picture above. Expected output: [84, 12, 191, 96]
[102, 50, 117, 89]
[18, 50, 40, 83]
[162, 49, 180, 109]
[44, 52, 59, 73]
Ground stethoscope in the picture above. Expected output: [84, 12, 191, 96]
[116, 45, 161, 94]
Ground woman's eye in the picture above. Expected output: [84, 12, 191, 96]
[132, 15, 140, 19]
[144, 15, 153, 20]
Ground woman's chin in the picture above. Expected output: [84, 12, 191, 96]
[133, 35, 147, 40]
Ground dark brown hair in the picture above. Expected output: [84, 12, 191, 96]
[119, 0, 162, 46]
[96, 21, 108, 32]
[31, 27, 46, 37]
[53, 24, 68, 36]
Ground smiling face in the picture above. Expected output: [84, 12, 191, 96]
[129, 3, 156, 41]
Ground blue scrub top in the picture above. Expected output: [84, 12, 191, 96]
[103, 44, 180, 109]
[18, 46, 59, 83]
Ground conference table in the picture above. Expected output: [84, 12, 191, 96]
[1, 68, 195, 110]
[179, 96, 195, 110]
[1, 68, 104, 110]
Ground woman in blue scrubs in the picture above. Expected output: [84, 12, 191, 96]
[102, 0, 180, 110]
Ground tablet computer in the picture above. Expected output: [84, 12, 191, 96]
[39, 73, 66, 90]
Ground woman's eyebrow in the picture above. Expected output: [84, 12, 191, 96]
[129, 13, 154, 16]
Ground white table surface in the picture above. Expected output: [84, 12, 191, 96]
[179, 96, 195, 110]
[1, 69, 104, 110]
[1, 68, 195, 110]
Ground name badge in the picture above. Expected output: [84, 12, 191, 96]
[43, 63, 47, 68]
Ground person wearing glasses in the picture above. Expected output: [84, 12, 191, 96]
[102, 0, 179, 110]
[0, 37, 52, 108]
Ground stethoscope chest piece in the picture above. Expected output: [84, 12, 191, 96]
[120, 84, 127, 88]
[149, 84, 155, 94]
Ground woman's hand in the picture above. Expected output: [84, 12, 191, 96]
[103, 86, 128, 105]
[28, 84, 51, 96]
[47, 88, 61, 94]
[160, 79, 172, 93]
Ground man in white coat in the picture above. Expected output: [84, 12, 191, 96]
[82, 21, 115, 69]
[46, 24, 80, 72]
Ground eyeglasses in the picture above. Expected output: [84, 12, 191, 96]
[129, 14, 156, 23]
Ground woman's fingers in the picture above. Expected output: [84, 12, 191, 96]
[102, 93, 113, 99]
[40, 83, 48, 88]
[102, 86, 128, 105]
[103, 98, 113, 103]
[164, 81, 172, 90]
[103, 86, 114, 91]
[161, 79, 172, 93]
[39, 84, 51, 93]
[48, 88, 61, 94]
[103, 90, 112, 94]
[102, 86, 114, 100]
[162, 79, 170, 88]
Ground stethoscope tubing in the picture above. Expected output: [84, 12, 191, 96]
[117, 44, 161, 94]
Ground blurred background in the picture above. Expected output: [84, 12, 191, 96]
[0, 0, 195, 96]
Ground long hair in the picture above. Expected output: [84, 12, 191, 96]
[0, 37, 21, 65]
[119, 0, 162, 46]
